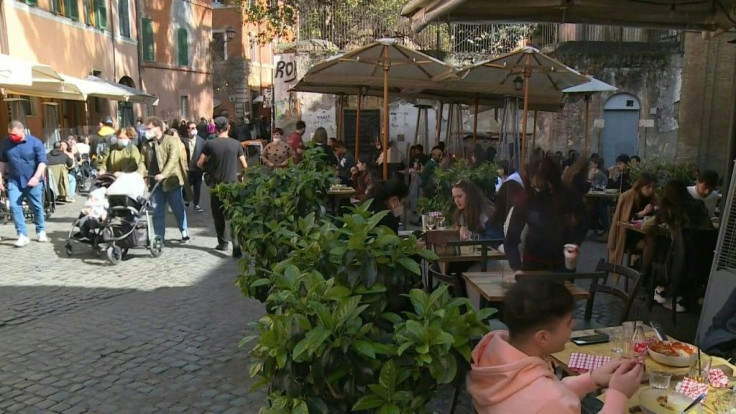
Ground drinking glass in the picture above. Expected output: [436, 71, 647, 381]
[621, 322, 635, 357]
[649, 371, 672, 390]
[689, 355, 712, 383]
[714, 388, 736, 414]
[609, 327, 624, 354]
[436, 215, 446, 229]
[427, 215, 437, 230]
[421, 214, 429, 231]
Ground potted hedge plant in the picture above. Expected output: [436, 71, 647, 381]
[241, 207, 495, 413]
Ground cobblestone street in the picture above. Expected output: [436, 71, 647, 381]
[0, 192, 266, 413]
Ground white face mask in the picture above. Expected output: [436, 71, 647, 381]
[189, 129, 197, 137]
[272, 136, 282, 142]
[391, 205, 404, 217]
[145, 129, 158, 140]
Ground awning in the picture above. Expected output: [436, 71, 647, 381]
[0, 53, 64, 88]
[401, 0, 736, 33]
[86, 76, 159, 105]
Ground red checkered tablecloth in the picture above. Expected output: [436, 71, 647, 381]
[709, 368, 729, 388]
[675, 378, 708, 401]
[568, 353, 612, 373]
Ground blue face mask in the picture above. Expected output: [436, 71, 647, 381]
[118, 139, 130, 148]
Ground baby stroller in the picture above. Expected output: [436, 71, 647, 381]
[64, 173, 163, 264]
[0, 176, 53, 223]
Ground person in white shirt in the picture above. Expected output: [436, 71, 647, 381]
[687, 170, 721, 218]
[75, 136, 91, 157]
[375, 140, 404, 166]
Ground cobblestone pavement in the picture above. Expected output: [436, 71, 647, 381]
[0, 191, 267, 413]
[0, 195, 702, 413]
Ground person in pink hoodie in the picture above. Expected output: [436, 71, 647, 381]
[467, 279, 643, 413]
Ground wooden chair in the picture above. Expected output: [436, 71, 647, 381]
[427, 261, 467, 298]
[425, 229, 460, 257]
[589, 259, 643, 325]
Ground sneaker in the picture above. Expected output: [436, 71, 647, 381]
[194, 205, 203, 212]
[663, 301, 686, 313]
[14, 235, 30, 247]
[181, 231, 190, 244]
[37, 231, 48, 243]
[215, 242, 229, 251]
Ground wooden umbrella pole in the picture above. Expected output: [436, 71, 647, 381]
[531, 110, 538, 153]
[473, 94, 479, 150]
[355, 89, 362, 161]
[584, 94, 591, 157]
[382, 45, 390, 180]
[435, 102, 443, 146]
[520, 58, 531, 176]
[337, 94, 344, 142]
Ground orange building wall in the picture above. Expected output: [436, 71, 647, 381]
[141, 0, 213, 121]
[2, 0, 142, 135]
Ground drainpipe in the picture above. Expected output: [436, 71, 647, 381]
[0, 0, 8, 54]
[134, 0, 144, 91]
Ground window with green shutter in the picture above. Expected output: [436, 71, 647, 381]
[177, 28, 189, 67]
[94, 0, 107, 29]
[118, 0, 130, 38]
[51, 0, 63, 14]
[67, 0, 79, 20]
[142, 18, 155, 62]
[23, 0, 38, 6]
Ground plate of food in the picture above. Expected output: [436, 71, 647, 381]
[639, 389, 703, 414]
[648, 340, 697, 367]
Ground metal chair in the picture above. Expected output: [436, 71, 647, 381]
[590, 259, 643, 325]
[427, 260, 466, 298]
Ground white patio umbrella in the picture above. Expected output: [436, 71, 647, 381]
[563, 75, 618, 156]
[0, 54, 64, 88]
[453, 47, 589, 172]
[299, 38, 451, 179]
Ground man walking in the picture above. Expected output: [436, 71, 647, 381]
[183, 121, 206, 212]
[197, 117, 247, 256]
[0, 120, 49, 247]
[139, 116, 190, 244]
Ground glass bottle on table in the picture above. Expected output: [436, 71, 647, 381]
[631, 322, 648, 359]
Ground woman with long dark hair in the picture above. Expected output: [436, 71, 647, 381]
[451, 180, 501, 239]
[504, 157, 588, 271]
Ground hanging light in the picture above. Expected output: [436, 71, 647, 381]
[513, 75, 524, 91]
[225, 27, 237, 42]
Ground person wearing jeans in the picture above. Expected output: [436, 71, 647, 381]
[138, 116, 190, 243]
[0, 120, 49, 247]
[182, 121, 205, 212]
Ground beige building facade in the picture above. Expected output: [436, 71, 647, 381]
[139, 0, 213, 123]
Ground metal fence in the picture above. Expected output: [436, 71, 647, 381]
[296, 1, 682, 58]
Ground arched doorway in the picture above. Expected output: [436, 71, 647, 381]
[601, 93, 640, 167]
[118, 76, 136, 127]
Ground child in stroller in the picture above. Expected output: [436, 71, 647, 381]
[65, 173, 163, 263]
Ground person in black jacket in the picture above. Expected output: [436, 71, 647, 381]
[182, 121, 207, 211]
[608, 154, 632, 192]
[365, 179, 408, 234]
[504, 157, 588, 271]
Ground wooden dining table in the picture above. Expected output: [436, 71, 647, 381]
[553, 327, 736, 413]
[463, 271, 590, 304]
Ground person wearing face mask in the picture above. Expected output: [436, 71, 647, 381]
[0, 120, 49, 247]
[97, 128, 142, 176]
[260, 128, 293, 169]
[364, 178, 408, 234]
[504, 157, 588, 271]
[139, 116, 190, 244]
[182, 121, 206, 212]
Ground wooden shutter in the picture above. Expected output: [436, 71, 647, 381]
[51, 0, 62, 14]
[142, 19, 154, 62]
[177, 28, 189, 66]
[118, 0, 130, 38]
[67, 0, 79, 20]
[95, 0, 107, 29]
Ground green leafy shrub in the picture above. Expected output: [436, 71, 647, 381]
[242, 207, 495, 413]
[213, 147, 334, 300]
[417, 159, 498, 222]
[628, 159, 697, 191]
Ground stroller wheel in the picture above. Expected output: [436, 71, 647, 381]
[150, 236, 163, 258]
[65, 243, 73, 256]
[106, 245, 123, 265]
